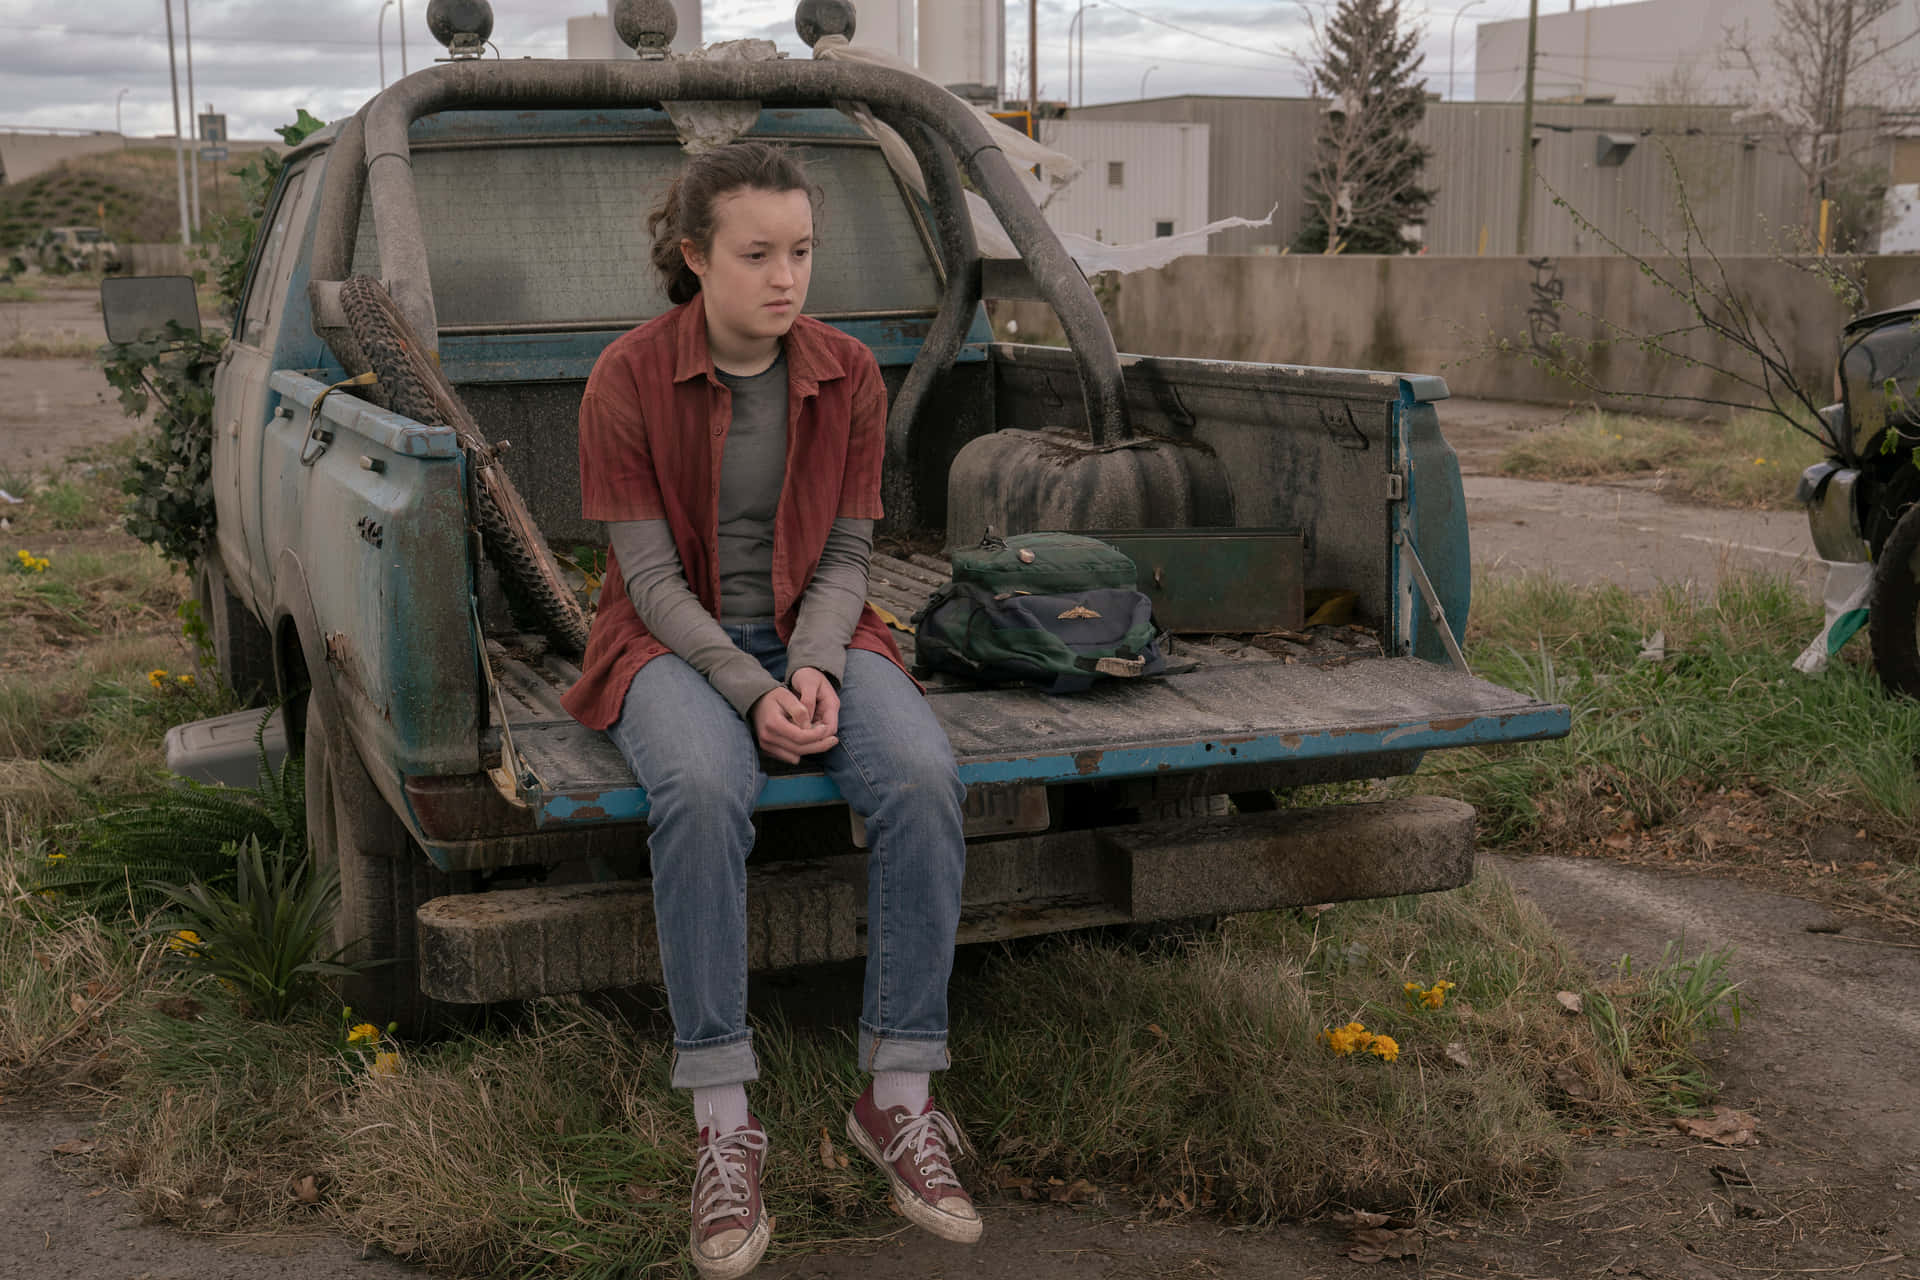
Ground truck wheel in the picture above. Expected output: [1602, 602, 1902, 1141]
[305, 696, 473, 1034]
[1870, 502, 1920, 699]
[194, 553, 276, 706]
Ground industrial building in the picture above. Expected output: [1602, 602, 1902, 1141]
[1069, 95, 1897, 256]
[1473, 0, 1920, 107]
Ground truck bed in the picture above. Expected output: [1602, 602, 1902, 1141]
[478, 553, 1567, 830]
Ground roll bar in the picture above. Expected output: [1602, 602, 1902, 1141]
[308, 58, 1131, 446]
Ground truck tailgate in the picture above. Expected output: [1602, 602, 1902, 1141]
[495, 611, 1566, 828]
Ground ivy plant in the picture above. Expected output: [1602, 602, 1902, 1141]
[103, 322, 227, 568]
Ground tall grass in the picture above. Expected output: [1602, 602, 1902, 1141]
[1497, 409, 1825, 508]
[1431, 572, 1920, 841]
[4, 858, 1690, 1276]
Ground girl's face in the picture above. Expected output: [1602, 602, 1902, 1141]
[683, 186, 814, 363]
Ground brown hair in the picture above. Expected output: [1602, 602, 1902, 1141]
[647, 142, 822, 306]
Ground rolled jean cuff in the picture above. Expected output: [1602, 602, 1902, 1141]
[670, 1032, 760, 1090]
[859, 1024, 951, 1074]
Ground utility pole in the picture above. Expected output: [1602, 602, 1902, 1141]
[164, 0, 190, 246]
[1514, 0, 1538, 253]
[1027, 0, 1038, 124]
[184, 0, 200, 232]
[400, 0, 410, 77]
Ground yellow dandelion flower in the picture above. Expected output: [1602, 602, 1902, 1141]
[347, 1022, 380, 1045]
[372, 1050, 402, 1076]
[147, 669, 169, 690]
[45, 851, 66, 862]
[1369, 1035, 1401, 1062]
[1323, 1021, 1375, 1056]
[1753, 457, 1767, 465]
[175, 673, 195, 688]
[165, 929, 202, 953]
[1407, 979, 1457, 1010]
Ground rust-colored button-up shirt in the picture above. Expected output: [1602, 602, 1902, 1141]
[560, 293, 909, 731]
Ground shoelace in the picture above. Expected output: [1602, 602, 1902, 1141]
[880, 1107, 963, 1191]
[693, 1126, 769, 1230]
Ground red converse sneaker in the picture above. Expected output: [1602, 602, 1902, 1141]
[689, 1118, 771, 1279]
[845, 1086, 983, 1244]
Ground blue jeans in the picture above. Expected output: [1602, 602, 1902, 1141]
[608, 622, 967, 1090]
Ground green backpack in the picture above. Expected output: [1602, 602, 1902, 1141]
[911, 533, 1169, 694]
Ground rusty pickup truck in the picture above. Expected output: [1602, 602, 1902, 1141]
[139, 0, 1568, 1027]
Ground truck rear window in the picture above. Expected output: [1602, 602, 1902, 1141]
[351, 140, 941, 329]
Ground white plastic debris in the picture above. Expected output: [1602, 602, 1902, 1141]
[1793, 561, 1871, 675]
[0, 489, 22, 505]
[1056, 206, 1280, 275]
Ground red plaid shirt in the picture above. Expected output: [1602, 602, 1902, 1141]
[561, 294, 908, 731]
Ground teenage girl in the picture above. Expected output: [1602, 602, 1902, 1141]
[560, 141, 980, 1278]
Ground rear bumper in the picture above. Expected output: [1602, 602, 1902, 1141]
[417, 794, 1479, 1004]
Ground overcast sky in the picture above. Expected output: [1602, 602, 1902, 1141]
[0, 0, 1604, 141]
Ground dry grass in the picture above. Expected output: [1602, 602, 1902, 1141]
[0, 328, 100, 359]
[0, 849, 1730, 1277]
[1497, 409, 1826, 508]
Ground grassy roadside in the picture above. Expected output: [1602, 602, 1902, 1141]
[1497, 409, 1827, 508]
[1419, 572, 1920, 924]
[5, 842, 1744, 1276]
[0, 441, 1799, 1273]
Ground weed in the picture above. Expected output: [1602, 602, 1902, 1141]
[1425, 572, 1920, 842]
[0, 329, 99, 359]
[150, 835, 361, 1021]
[1497, 409, 1824, 508]
[0, 283, 40, 303]
[38, 481, 90, 530]
[35, 716, 300, 917]
[1584, 943, 1743, 1112]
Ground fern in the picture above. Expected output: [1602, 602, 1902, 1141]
[34, 709, 307, 917]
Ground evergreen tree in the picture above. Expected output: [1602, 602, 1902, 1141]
[1294, 0, 1435, 254]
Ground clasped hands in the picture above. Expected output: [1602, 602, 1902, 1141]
[750, 666, 839, 764]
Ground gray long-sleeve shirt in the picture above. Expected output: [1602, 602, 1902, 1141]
[608, 517, 876, 718]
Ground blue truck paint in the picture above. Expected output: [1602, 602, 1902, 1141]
[526, 704, 1571, 835]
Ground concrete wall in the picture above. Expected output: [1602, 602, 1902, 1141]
[994, 253, 1920, 412]
[0, 133, 125, 185]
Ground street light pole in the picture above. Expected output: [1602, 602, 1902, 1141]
[1067, 2, 1097, 107]
[379, 0, 395, 87]
[1515, 0, 1539, 253]
[1447, 0, 1485, 101]
[114, 88, 130, 143]
[164, 0, 190, 246]
[1140, 64, 1158, 97]
[184, 0, 200, 232]
[399, 0, 409, 77]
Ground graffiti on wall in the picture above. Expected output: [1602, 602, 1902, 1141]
[1525, 256, 1564, 358]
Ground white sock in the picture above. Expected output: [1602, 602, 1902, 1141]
[691, 1084, 750, 1136]
[872, 1070, 930, 1114]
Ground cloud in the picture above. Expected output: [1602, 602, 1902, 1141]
[0, 0, 1527, 139]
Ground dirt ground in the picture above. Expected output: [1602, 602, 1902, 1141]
[2, 297, 1914, 1280]
[0, 282, 130, 481]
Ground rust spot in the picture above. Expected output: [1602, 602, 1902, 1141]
[1073, 749, 1104, 776]
[1282, 734, 1304, 749]
[1428, 717, 1476, 733]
